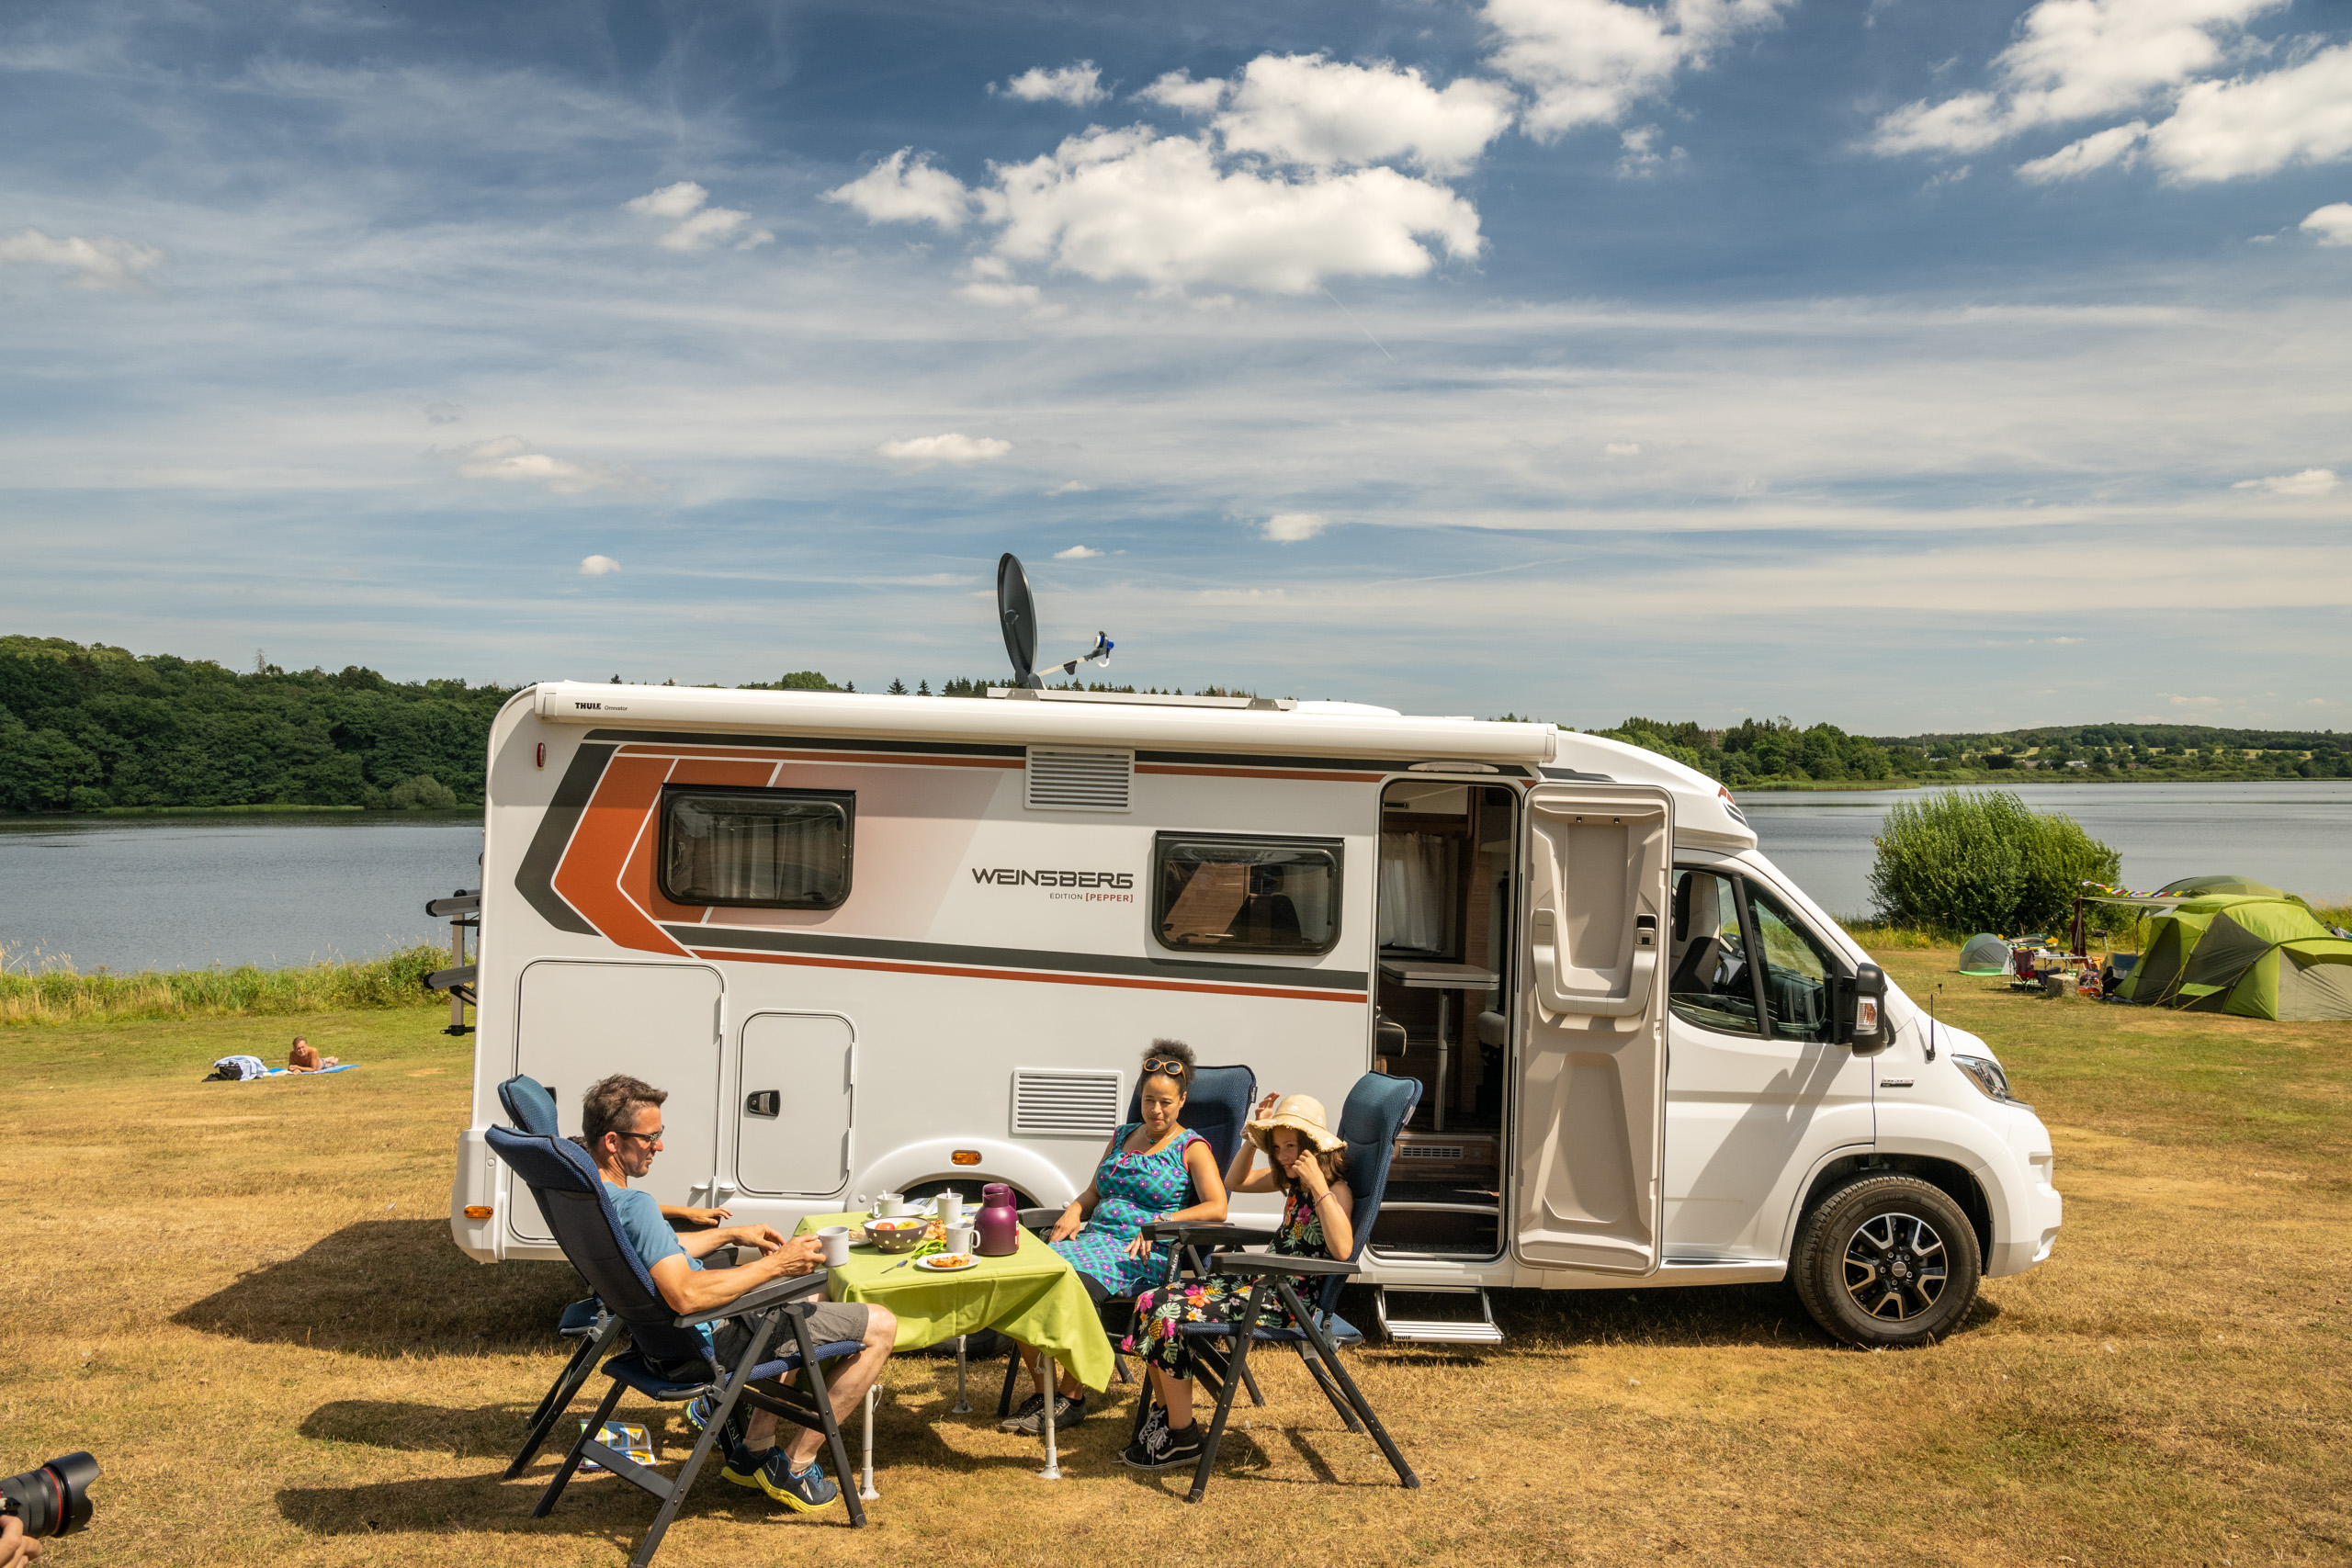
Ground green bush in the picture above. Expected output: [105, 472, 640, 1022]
[0, 945, 447, 1024]
[1868, 789, 2122, 936]
[386, 773, 458, 809]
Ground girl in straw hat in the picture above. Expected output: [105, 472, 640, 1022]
[1120, 1091, 1353, 1472]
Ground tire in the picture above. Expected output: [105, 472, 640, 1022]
[1791, 1175, 1983, 1348]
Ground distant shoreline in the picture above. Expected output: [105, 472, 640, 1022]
[1734, 774, 2352, 794]
[0, 804, 481, 822]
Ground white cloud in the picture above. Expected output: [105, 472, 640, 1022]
[1615, 124, 1686, 176]
[2145, 42, 2352, 183]
[1605, 442, 1643, 456]
[1046, 480, 1097, 495]
[822, 150, 978, 231]
[985, 126, 1482, 296]
[423, 401, 466, 424]
[2233, 467, 2338, 495]
[1211, 54, 1516, 176]
[1053, 544, 1102, 558]
[623, 181, 773, 251]
[579, 554, 621, 575]
[1262, 512, 1330, 542]
[2303, 202, 2352, 246]
[0, 228, 164, 289]
[1136, 70, 1228, 113]
[1871, 0, 2281, 157]
[451, 436, 660, 495]
[1001, 62, 1108, 107]
[1485, 0, 1792, 138]
[2017, 120, 2148, 183]
[876, 432, 1012, 463]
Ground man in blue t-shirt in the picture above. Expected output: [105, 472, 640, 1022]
[583, 1073, 898, 1515]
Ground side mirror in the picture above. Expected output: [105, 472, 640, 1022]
[1838, 963, 1892, 1055]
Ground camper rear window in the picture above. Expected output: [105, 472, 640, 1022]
[1153, 835, 1341, 955]
[660, 787, 854, 909]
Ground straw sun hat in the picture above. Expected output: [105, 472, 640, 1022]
[1245, 1093, 1346, 1156]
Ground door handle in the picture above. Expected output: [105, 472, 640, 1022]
[745, 1089, 780, 1118]
[1530, 908, 1658, 1017]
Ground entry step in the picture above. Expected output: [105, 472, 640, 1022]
[1376, 1285, 1504, 1345]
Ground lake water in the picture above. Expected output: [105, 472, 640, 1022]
[0, 813, 484, 974]
[4, 782, 2348, 973]
[1738, 781, 2352, 918]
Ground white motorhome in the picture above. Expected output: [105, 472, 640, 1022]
[448, 680, 2061, 1348]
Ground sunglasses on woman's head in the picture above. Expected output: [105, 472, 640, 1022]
[1140, 1057, 1189, 1079]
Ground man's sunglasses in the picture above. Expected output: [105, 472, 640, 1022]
[615, 1127, 665, 1145]
[1140, 1058, 1190, 1080]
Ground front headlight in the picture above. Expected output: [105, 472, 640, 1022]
[1952, 1054, 2030, 1109]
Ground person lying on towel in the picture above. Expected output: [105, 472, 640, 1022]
[284, 1035, 340, 1072]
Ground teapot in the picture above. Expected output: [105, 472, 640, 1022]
[975, 1183, 1022, 1257]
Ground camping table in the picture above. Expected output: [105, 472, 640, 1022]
[792, 1213, 1115, 1487]
[1378, 960, 1499, 1132]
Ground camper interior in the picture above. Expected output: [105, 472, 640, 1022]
[1372, 778, 1517, 1258]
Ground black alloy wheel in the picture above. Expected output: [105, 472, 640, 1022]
[1791, 1174, 1984, 1348]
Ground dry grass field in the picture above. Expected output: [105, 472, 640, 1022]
[6, 948, 2349, 1566]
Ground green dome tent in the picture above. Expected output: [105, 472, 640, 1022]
[2120, 896, 2351, 1020]
[1959, 933, 2012, 976]
[2153, 874, 2309, 908]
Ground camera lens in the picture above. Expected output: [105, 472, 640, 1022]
[0, 1451, 99, 1538]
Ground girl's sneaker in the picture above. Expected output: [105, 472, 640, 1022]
[1121, 1413, 1204, 1471]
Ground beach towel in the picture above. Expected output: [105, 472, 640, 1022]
[258, 1064, 357, 1077]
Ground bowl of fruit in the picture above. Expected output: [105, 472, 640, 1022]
[861, 1215, 925, 1254]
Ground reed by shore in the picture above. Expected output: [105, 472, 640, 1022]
[0, 944, 447, 1025]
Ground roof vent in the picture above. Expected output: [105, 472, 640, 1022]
[1024, 747, 1134, 812]
[1012, 1068, 1125, 1138]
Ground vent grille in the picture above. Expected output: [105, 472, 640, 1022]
[1025, 747, 1134, 812]
[1397, 1144, 1464, 1161]
[1012, 1068, 1125, 1138]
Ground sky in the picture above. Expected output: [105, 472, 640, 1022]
[2, 0, 2347, 735]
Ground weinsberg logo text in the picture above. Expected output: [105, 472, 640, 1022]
[970, 868, 1134, 889]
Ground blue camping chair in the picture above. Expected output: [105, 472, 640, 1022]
[495, 1075, 628, 1478]
[485, 1127, 869, 1560]
[993, 1063, 1259, 1417]
[1163, 1071, 1423, 1503]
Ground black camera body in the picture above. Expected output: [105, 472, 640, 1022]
[0, 1452, 99, 1538]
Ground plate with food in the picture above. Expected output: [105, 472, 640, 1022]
[916, 1252, 978, 1272]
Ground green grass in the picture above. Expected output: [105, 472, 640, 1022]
[0, 946, 450, 1025]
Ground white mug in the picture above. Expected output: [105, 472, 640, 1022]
[933, 1191, 964, 1224]
[944, 1224, 978, 1257]
[876, 1191, 910, 1217]
[817, 1225, 851, 1268]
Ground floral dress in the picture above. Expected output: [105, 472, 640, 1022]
[1125, 1185, 1333, 1377]
[1052, 1122, 1205, 1300]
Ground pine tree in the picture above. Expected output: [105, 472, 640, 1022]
[887, 678, 909, 695]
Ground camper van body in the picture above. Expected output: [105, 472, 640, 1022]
[450, 682, 2061, 1338]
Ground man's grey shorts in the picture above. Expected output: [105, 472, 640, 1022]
[711, 1301, 870, 1370]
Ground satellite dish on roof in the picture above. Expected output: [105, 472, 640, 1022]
[997, 553, 1043, 690]
[996, 552, 1114, 692]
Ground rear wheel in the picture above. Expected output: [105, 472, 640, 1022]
[1792, 1175, 1982, 1347]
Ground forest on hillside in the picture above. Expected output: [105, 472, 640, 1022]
[4, 636, 2346, 813]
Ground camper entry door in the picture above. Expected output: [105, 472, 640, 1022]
[1512, 783, 1672, 1276]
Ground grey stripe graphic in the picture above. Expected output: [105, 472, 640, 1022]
[662, 924, 1368, 992]
[514, 743, 612, 936]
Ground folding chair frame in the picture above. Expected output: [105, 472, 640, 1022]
[1176, 1254, 1418, 1504]
[505, 1307, 623, 1478]
[534, 1269, 867, 1565]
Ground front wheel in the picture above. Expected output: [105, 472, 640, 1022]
[1791, 1175, 1983, 1347]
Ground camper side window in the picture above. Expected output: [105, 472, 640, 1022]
[1667, 869, 1763, 1036]
[660, 787, 854, 908]
[1743, 885, 1835, 1043]
[1153, 835, 1341, 956]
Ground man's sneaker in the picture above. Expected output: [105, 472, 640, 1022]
[998, 1393, 1045, 1433]
[759, 1453, 841, 1514]
[1121, 1414, 1204, 1472]
[1009, 1392, 1085, 1436]
[720, 1440, 775, 1491]
[687, 1394, 745, 1450]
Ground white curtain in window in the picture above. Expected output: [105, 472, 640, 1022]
[1378, 832, 1454, 952]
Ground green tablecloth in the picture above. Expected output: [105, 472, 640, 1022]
[792, 1213, 1115, 1393]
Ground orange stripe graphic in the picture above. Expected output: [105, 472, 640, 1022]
[553, 754, 687, 957]
[689, 948, 1365, 1003]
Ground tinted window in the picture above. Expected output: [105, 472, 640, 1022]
[661, 788, 854, 908]
[1667, 869, 1762, 1036]
[1154, 836, 1340, 955]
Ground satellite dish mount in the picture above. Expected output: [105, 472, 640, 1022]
[997, 552, 1113, 693]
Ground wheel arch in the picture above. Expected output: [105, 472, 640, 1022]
[1792, 1152, 1993, 1266]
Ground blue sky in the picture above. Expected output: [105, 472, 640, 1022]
[3, 0, 2346, 734]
